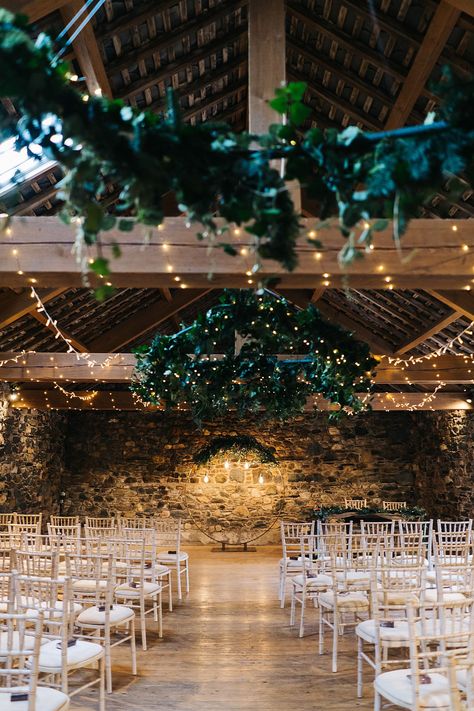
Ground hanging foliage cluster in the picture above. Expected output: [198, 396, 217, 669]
[131, 290, 377, 423]
[312, 505, 428, 521]
[193, 436, 277, 465]
[0, 11, 474, 297]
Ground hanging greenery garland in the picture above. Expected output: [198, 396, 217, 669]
[131, 289, 377, 423]
[312, 505, 427, 521]
[0, 10, 474, 298]
[193, 435, 277, 465]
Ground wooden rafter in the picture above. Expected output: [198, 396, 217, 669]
[60, 0, 112, 98]
[426, 290, 474, 321]
[0, 288, 66, 329]
[445, 0, 474, 17]
[393, 311, 462, 356]
[2, 0, 66, 22]
[11, 389, 473, 412]
[1, 217, 473, 290]
[384, 1, 461, 129]
[86, 288, 211, 352]
[30, 311, 89, 352]
[1, 353, 473, 384]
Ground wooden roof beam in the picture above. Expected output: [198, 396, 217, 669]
[0, 288, 66, 329]
[445, 0, 474, 16]
[2, 0, 67, 22]
[393, 311, 462, 356]
[60, 0, 112, 98]
[30, 310, 89, 352]
[384, 1, 461, 129]
[426, 290, 474, 321]
[86, 288, 211, 352]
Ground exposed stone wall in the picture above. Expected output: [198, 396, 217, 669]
[0, 403, 66, 520]
[412, 411, 474, 519]
[62, 411, 419, 543]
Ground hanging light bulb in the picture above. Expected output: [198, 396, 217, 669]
[244, 462, 250, 470]
[258, 474, 264, 485]
[224, 460, 230, 470]
[203, 473, 209, 484]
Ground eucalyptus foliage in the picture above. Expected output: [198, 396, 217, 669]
[132, 290, 377, 423]
[193, 435, 277, 465]
[0, 10, 473, 298]
[312, 505, 428, 521]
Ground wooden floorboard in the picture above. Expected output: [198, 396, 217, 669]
[72, 546, 373, 710]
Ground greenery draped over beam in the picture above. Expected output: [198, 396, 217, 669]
[1, 11, 474, 298]
[131, 290, 377, 424]
[312, 505, 428, 521]
[193, 436, 277, 465]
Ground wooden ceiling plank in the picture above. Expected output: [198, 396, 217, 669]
[12, 389, 472, 411]
[60, 0, 113, 98]
[248, 0, 300, 212]
[384, 1, 461, 129]
[30, 311, 89, 352]
[0, 288, 66, 329]
[393, 311, 462, 355]
[427, 290, 474, 321]
[2, 0, 67, 22]
[86, 288, 211, 351]
[444, 0, 474, 16]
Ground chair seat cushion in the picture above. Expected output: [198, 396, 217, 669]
[336, 571, 370, 585]
[374, 668, 451, 709]
[155, 564, 170, 575]
[377, 591, 420, 606]
[115, 581, 162, 597]
[0, 632, 41, 659]
[156, 552, 188, 562]
[424, 588, 465, 603]
[279, 557, 310, 569]
[0, 687, 69, 711]
[319, 591, 369, 609]
[356, 619, 410, 647]
[72, 579, 108, 593]
[38, 639, 103, 672]
[76, 604, 134, 626]
[291, 574, 332, 588]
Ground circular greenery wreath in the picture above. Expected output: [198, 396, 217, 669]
[193, 435, 277, 465]
[1, 10, 474, 298]
[132, 289, 376, 423]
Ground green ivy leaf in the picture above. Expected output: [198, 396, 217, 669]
[118, 219, 134, 232]
[89, 257, 110, 277]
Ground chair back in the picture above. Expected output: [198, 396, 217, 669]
[344, 499, 366, 509]
[15, 514, 42, 531]
[119, 517, 154, 531]
[360, 520, 395, 539]
[437, 519, 472, 535]
[13, 549, 59, 578]
[153, 518, 182, 551]
[85, 517, 116, 529]
[50, 515, 79, 527]
[0, 611, 44, 711]
[382, 501, 406, 511]
[0, 513, 15, 530]
[280, 521, 314, 563]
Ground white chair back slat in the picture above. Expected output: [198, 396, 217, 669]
[382, 501, 406, 511]
[344, 499, 367, 510]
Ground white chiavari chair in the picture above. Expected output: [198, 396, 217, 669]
[0, 514, 15, 531]
[84, 518, 115, 530]
[437, 519, 472, 536]
[118, 517, 153, 531]
[16, 575, 104, 711]
[0, 610, 71, 711]
[289, 534, 331, 637]
[427, 543, 474, 605]
[318, 535, 371, 673]
[374, 597, 473, 711]
[13, 550, 59, 579]
[15, 515, 42, 532]
[279, 521, 315, 607]
[383, 501, 406, 511]
[0, 572, 16, 614]
[154, 518, 189, 601]
[112, 538, 163, 649]
[399, 520, 433, 568]
[360, 520, 395, 543]
[49, 517, 79, 528]
[8, 525, 42, 551]
[121, 527, 173, 611]
[344, 499, 367, 509]
[68, 552, 136, 693]
[356, 560, 426, 699]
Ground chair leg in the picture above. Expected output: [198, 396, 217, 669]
[332, 609, 338, 673]
[168, 573, 173, 612]
[140, 599, 147, 650]
[99, 655, 106, 711]
[357, 636, 363, 698]
[185, 560, 190, 594]
[290, 587, 296, 626]
[104, 628, 112, 694]
[130, 617, 137, 676]
[280, 571, 286, 609]
[374, 689, 381, 711]
[299, 593, 306, 638]
[318, 605, 324, 655]
[176, 563, 182, 600]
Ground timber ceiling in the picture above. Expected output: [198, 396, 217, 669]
[1, 0, 474, 407]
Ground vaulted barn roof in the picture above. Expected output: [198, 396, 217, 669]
[0, 0, 473, 410]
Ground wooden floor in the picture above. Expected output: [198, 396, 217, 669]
[74, 546, 373, 710]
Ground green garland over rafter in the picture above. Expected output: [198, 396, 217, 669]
[131, 290, 377, 423]
[0, 10, 473, 298]
[193, 436, 277, 465]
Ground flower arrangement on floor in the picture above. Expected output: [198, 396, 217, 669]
[312, 505, 428, 521]
[132, 289, 377, 423]
[1, 9, 474, 297]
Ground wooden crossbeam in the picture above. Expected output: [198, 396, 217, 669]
[60, 0, 112, 98]
[393, 311, 462, 356]
[445, 0, 474, 16]
[86, 288, 211, 352]
[2, 217, 473, 290]
[384, 1, 461, 129]
[11, 388, 473, 412]
[1, 353, 474, 384]
[2, 0, 67, 22]
[0, 288, 65, 329]
[30, 312, 88, 352]
[427, 290, 474, 321]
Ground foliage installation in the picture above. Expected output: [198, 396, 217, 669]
[132, 289, 377, 423]
[193, 436, 277, 465]
[312, 505, 427, 521]
[0, 10, 474, 297]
